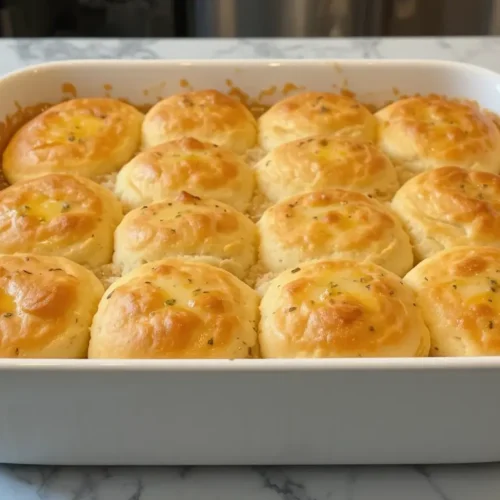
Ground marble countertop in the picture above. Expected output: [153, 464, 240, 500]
[2, 36, 500, 72]
[1, 36, 500, 500]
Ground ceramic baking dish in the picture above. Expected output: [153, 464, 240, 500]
[1, 59, 500, 466]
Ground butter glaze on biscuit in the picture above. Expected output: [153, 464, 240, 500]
[258, 189, 412, 276]
[89, 259, 259, 359]
[115, 137, 254, 212]
[0, 174, 122, 267]
[113, 192, 257, 278]
[142, 89, 257, 153]
[255, 136, 399, 204]
[392, 166, 500, 262]
[376, 95, 500, 183]
[259, 259, 430, 358]
[258, 92, 377, 152]
[404, 246, 500, 356]
[3, 98, 144, 184]
[0, 253, 104, 358]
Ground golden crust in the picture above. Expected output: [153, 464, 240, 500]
[258, 92, 377, 152]
[0, 253, 104, 358]
[3, 98, 144, 184]
[142, 89, 257, 153]
[258, 189, 413, 276]
[404, 246, 500, 356]
[89, 259, 259, 359]
[114, 137, 254, 212]
[259, 259, 430, 358]
[0, 174, 123, 267]
[255, 136, 399, 204]
[376, 95, 500, 183]
[392, 166, 500, 262]
[113, 192, 257, 278]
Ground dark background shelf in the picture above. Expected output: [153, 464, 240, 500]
[0, 0, 498, 38]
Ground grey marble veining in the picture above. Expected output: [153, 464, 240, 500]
[0, 36, 500, 499]
[1, 37, 500, 72]
[2, 464, 500, 500]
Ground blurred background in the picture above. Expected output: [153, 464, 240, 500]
[1, 0, 500, 38]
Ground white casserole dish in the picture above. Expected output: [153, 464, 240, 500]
[1, 59, 500, 465]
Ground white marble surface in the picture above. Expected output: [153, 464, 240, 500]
[1, 36, 500, 499]
[1, 37, 500, 72]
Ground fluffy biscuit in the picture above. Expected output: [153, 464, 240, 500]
[3, 98, 144, 184]
[113, 192, 257, 278]
[115, 137, 254, 212]
[89, 259, 259, 359]
[392, 166, 500, 262]
[254, 136, 399, 204]
[0, 174, 122, 267]
[258, 92, 377, 152]
[376, 95, 500, 183]
[142, 89, 257, 153]
[259, 259, 430, 358]
[258, 189, 412, 276]
[0, 253, 104, 358]
[404, 246, 500, 356]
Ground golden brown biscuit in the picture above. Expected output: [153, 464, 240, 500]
[89, 259, 259, 359]
[113, 192, 257, 278]
[115, 137, 254, 212]
[376, 95, 500, 183]
[3, 98, 144, 184]
[404, 246, 500, 356]
[258, 92, 377, 152]
[258, 189, 413, 276]
[392, 167, 500, 262]
[254, 136, 399, 205]
[259, 259, 430, 358]
[0, 174, 122, 267]
[0, 253, 104, 358]
[142, 89, 257, 153]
